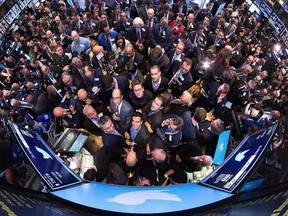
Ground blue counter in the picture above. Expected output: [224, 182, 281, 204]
[51, 182, 234, 214]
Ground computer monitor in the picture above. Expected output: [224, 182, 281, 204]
[53, 128, 89, 153]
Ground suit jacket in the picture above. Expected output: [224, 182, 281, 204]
[206, 34, 225, 51]
[149, 53, 170, 77]
[101, 122, 127, 161]
[126, 26, 149, 45]
[145, 17, 159, 34]
[123, 51, 147, 75]
[97, 30, 118, 51]
[82, 19, 100, 37]
[157, 11, 175, 23]
[110, 99, 134, 130]
[83, 68, 102, 95]
[182, 19, 196, 32]
[142, 101, 163, 132]
[181, 111, 198, 142]
[150, 24, 173, 53]
[83, 117, 102, 136]
[114, 19, 133, 37]
[166, 48, 186, 66]
[133, 125, 151, 148]
[171, 3, 187, 15]
[130, 5, 140, 19]
[168, 70, 193, 97]
[144, 74, 168, 96]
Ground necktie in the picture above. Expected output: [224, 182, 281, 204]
[137, 30, 141, 40]
[148, 20, 152, 33]
[171, 54, 177, 63]
[159, 27, 163, 37]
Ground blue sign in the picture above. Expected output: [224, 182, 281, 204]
[8, 121, 83, 191]
[201, 124, 278, 193]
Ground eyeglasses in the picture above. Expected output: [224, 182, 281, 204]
[133, 88, 143, 92]
[112, 96, 121, 100]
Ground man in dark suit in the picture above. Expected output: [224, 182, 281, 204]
[166, 41, 186, 67]
[82, 104, 106, 136]
[71, 57, 85, 81]
[99, 115, 128, 162]
[109, 88, 134, 131]
[146, 8, 159, 34]
[144, 65, 168, 96]
[196, 15, 211, 35]
[126, 17, 149, 45]
[168, 58, 193, 98]
[182, 12, 196, 33]
[149, 47, 170, 77]
[83, 65, 102, 96]
[130, 0, 142, 19]
[82, 12, 100, 39]
[61, 72, 86, 96]
[206, 29, 225, 52]
[98, 0, 112, 17]
[41, 64, 61, 88]
[171, 0, 187, 18]
[124, 44, 147, 75]
[128, 112, 151, 150]
[224, 21, 237, 44]
[150, 17, 173, 54]
[114, 11, 133, 37]
[53, 45, 73, 68]
[53, 102, 82, 128]
[142, 95, 165, 133]
[157, 3, 175, 24]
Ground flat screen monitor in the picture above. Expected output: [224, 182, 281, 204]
[53, 128, 89, 153]
[213, 130, 231, 166]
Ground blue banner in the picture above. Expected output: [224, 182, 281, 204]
[8, 121, 83, 191]
[201, 124, 278, 193]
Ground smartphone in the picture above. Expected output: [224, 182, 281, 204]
[70, 98, 76, 107]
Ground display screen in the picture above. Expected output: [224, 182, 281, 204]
[201, 124, 278, 193]
[54, 128, 88, 153]
[8, 121, 83, 191]
[269, 13, 285, 34]
[213, 130, 231, 166]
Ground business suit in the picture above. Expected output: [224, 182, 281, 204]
[110, 99, 134, 130]
[144, 74, 168, 96]
[114, 19, 133, 37]
[182, 19, 196, 33]
[157, 11, 175, 24]
[97, 30, 118, 51]
[126, 26, 149, 45]
[171, 3, 187, 17]
[83, 68, 102, 95]
[142, 101, 163, 132]
[149, 53, 171, 77]
[82, 19, 100, 38]
[181, 111, 198, 142]
[168, 69, 193, 97]
[150, 24, 173, 53]
[101, 122, 128, 162]
[206, 34, 225, 51]
[123, 51, 147, 75]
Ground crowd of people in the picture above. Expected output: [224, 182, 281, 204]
[0, 0, 288, 187]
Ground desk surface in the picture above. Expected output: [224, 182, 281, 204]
[51, 182, 234, 214]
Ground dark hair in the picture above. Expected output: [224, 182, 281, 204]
[132, 79, 143, 89]
[99, 115, 111, 128]
[101, 74, 113, 90]
[133, 111, 143, 121]
[83, 168, 97, 181]
[115, 33, 125, 47]
[193, 107, 207, 123]
[125, 62, 136, 74]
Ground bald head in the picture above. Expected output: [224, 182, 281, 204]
[126, 150, 137, 167]
[77, 88, 88, 100]
[93, 45, 104, 54]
